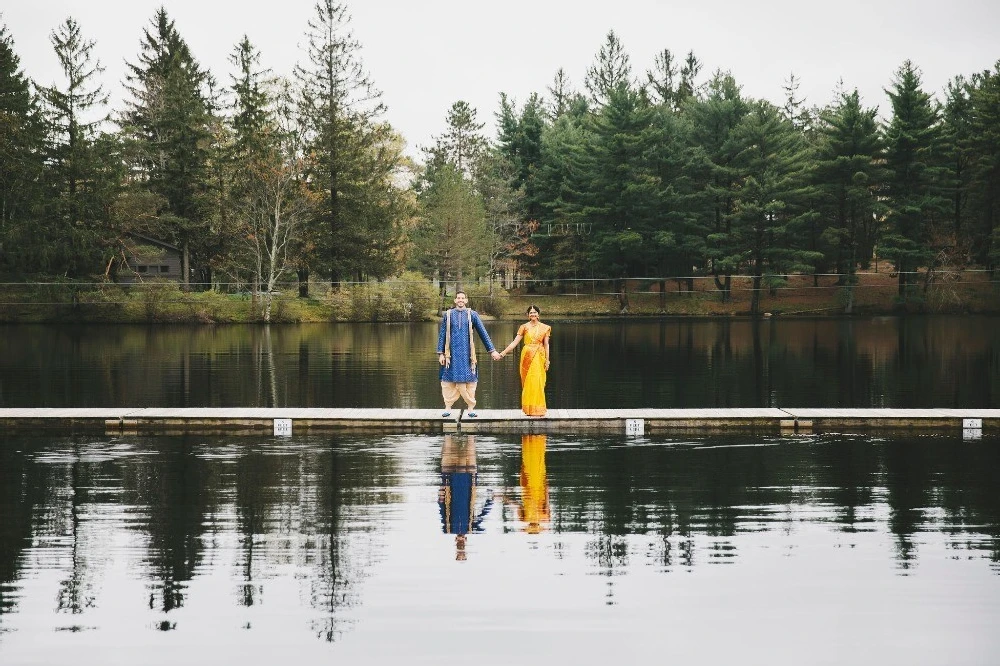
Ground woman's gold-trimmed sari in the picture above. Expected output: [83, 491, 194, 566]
[518, 322, 551, 416]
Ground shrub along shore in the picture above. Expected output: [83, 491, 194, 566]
[1, 267, 997, 324]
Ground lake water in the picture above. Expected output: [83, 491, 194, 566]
[0, 316, 998, 408]
[0, 431, 998, 665]
[1, 318, 999, 664]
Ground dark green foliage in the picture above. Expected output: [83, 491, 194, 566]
[410, 162, 487, 284]
[34, 17, 115, 277]
[686, 72, 751, 301]
[964, 62, 1000, 269]
[814, 89, 889, 311]
[2, 19, 999, 302]
[295, 0, 408, 285]
[882, 61, 948, 300]
[0, 23, 45, 272]
[121, 8, 217, 286]
[728, 101, 821, 314]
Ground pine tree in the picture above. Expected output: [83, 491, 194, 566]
[882, 60, 947, 301]
[941, 76, 973, 245]
[965, 62, 1000, 269]
[121, 8, 216, 287]
[686, 71, 751, 302]
[410, 163, 488, 288]
[814, 89, 889, 312]
[677, 51, 702, 109]
[647, 105, 703, 296]
[782, 73, 812, 132]
[531, 108, 591, 282]
[495, 93, 545, 221]
[646, 49, 678, 108]
[229, 37, 274, 165]
[0, 23, 45, 271]
[475, 149, 525, 293]
[424, 101, 487, 178]
[295, 0, 407, 286]
[729, 101, 820, 314]
[582, 83, 659, 284]
[647, 49, 701, 113]
[545, 68, 577, 119]
[222, 36, 296, 306]
[585, 31, 632, 108]
[35, 17, 112, 277]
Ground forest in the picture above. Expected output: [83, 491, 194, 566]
[1, 1, 998, 320]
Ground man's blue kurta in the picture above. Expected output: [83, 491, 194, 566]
[437, 308, 496, 383]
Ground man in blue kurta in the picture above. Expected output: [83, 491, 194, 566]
[436, 291, 501, 417]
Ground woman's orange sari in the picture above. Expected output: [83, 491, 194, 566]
[518, 322, 551, 416]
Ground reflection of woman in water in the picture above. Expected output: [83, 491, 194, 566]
[438, 434, 493, 560]
[516, 434, 550, 533]
[499, 305, 552, 416]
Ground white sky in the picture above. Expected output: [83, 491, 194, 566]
[3, 1, 998, 159]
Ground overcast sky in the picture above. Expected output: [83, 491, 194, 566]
[3, 1, 998, 159]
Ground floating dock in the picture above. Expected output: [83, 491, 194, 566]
[0, 408, 997, 436]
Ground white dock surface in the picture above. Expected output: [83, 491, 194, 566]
[1, 407, 998, 435]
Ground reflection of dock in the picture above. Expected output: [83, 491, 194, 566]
[0, 408, 997, 436]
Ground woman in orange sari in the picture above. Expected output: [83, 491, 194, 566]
[499, 306, 551, 416]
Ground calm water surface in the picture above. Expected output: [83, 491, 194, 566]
[1, 432, 998, 665]
[1, 316, 998, 408]
[2, 318, 999, 663]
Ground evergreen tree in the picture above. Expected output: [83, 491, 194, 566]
[581, 83, 660, 283]
[0, 23, 45, 272]
[121, 8, 216, 287]
[35, 17, 112, 277]
[782, 72, 812, 131]
[686, 71, 751, 302]
[677, 51, 702, 109]
[729, 101, 820, 314]
[814, 89, 889, 312]
[941, 76, 973, 245]
[410, 163, 488, 288]
[647, 105, 703, 295]
[229, 37, 274, 165]
[646, 49, 678, 108]
[295, 0, 407, 286]
[965, 62, 1000, 269]
[545, 68, 577, 119]
[424, 100, 487, 178]
[531, 106, 592, 282]
[221, 36, 278, 293]
[585, 31, 632, 108]
[882, 60, 947, 301]
[496, 93, 545, 221]
[475, 149, 525, 292]
[646, 49, 701, 113]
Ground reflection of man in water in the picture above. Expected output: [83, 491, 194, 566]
[439, 434, 493, 560]
[517, 434, 550, 534]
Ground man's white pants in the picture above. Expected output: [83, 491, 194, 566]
[441, 381, 477, 409]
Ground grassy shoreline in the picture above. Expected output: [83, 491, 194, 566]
[1, 269, 997, 324]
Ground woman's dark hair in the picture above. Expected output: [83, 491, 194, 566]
[526, 305, 540, 315]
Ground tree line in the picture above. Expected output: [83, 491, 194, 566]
[1, 5, 998, 316]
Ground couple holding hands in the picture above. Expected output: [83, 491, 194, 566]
[436, 290, 551, 418]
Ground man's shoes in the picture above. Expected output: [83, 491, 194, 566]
[467, 412, 477, 418]
[442, 411, 451, 417]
